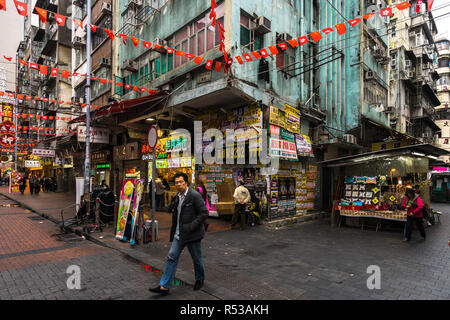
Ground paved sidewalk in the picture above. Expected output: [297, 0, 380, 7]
[2, 187, 450, 299]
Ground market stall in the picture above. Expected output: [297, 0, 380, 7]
[319, 143, 450, 231]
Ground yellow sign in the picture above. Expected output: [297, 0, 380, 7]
[372, 198, 379, 204]
[372, 140, 412, 152]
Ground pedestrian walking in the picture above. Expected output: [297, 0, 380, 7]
[401, 188, 426, 242]
[29, 175, 36, 195]
[149, 172, 209, 295]
[155, 176, 165, 211]
[232, 181, 251, 230]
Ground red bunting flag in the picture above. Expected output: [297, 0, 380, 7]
[243, 53, 253, 62]
[104, 29, 115, 41]
[118, 33, 127, 45]
[380, 7, 393, 17]
[185, 54, 195, 59]
[54, 13, 66, 26]
[165, 47, 174, 53]
[175, 51, 185, 56]
[416, 0, 423, 13]
[39, 65, 47, 75]
[143, 41, 152, 49]
[51, 68, 59, 76]
[268, 46, 279, 55]
[0, 0, 5, 11]
[35, 7, 48, 24]
[205, 60, 213, 70]
[73, 19, 83, 30]
[115, 82, 123, 86]
[224, 58, 233, 73]
[251, 51, 261, 59]
[3, 56, 12, 61]
[14, 1, 27, 16]
[89, 24, 98, 32]
[193, 56, 204, 65]
[310, 32, 322, 42]
[257, 49, 268, 58]
[298, 36, 309, 45]
[214, 62, 222, 73]
[131, 37, 140, 47]
[363, 13, 375, 20]
[235, 56, 244, 64]
[100, 79, 107, 84]
[61, 70, 70, 78]
[322, 27, 334, 35]
[428, 0, 434, 11]
[335, 23, 347, 35]
[124, 84, 131, 89]
[396, 2, 412, 10]
[153, 44, 163, 51]
[29, 62, 38, 70]
[287, 39, 299, 47]
[140, 88, 146, 93]
[348, 18, 361, 27]
[278, 42, 288, 50]
[18, 59, 27, 66]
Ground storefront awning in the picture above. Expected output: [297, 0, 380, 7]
[317, 144, 450, 167]
[68, 91, 169, 125]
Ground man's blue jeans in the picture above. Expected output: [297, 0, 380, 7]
[159, 238, 205, 288]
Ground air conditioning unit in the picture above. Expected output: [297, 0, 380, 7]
[365, 70, 376, 80]
[72, 36, 86, 48]
[71, 97, 80, 103]
[278, 32, 292, 42]
[127, 0, 142, 8]
[343, 134, 357, 144]
[405, 60, 412, 68]
[391, 58, 397, 69]
[99, 58, 110, 66]
[121, 59, 138, 72]
[253, 16, 271, 35]
[101, 2, 112, 14]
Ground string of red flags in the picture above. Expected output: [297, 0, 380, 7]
[1, 1, 416, 75]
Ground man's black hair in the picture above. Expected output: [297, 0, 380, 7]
[405, 188, 415, 198]
[173, 172, 189, 184]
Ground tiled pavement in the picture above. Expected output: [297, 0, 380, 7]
[1, 188, 449, 300]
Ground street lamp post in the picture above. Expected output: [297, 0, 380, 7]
[84, 0, 92, 202]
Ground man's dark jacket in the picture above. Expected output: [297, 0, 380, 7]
[168, 188, 209, 244]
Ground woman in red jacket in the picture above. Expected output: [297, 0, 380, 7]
[401, 188, 426, 242]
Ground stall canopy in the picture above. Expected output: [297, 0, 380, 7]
[68, 91, 169, 124]
[318, 144, 450, 167]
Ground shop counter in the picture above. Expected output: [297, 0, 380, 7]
[335, 204, 407, 232]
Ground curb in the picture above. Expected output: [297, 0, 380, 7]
[265, 212, 330, 228]
[0, 192, 193, 291]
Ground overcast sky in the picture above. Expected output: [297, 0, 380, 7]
[433, 0, 450, 40]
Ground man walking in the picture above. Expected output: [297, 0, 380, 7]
[232, 181, 251, 230]
[149, 172, 209, 295]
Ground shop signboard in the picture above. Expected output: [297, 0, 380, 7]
[295, 134, 313, 156]
[96, 163, 110, 169]
[284, 104, 301, 134]
[269, 137, 298, 160]
[156, 159, 167, 169]
[372, 140, 411, 152]
[280, 128, 295, 142]
[32, 148, 56, 157]
[180, 157, 192, 168]
[25, 160, 41, 168]
[77, 126, 110, 144]
[269, 106, 286, 129]
[91, 151, 109, 163]
[167, 158, 181, 168]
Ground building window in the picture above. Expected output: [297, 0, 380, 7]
[92, 67, 111, 99]
[169, 1, 224, 69]
[364, 81, 388, 106]
[240, 11, 263, 51]
[438, 57, 450, 68]
[92, 15, 111, 51]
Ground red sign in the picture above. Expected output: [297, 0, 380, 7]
[0, 133, 16, 147]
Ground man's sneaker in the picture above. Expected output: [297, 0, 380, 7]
[427, 221, 432, 227]
[402, 238, 410, 242]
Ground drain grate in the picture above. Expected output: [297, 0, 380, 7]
[28, 216, 45, 221]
